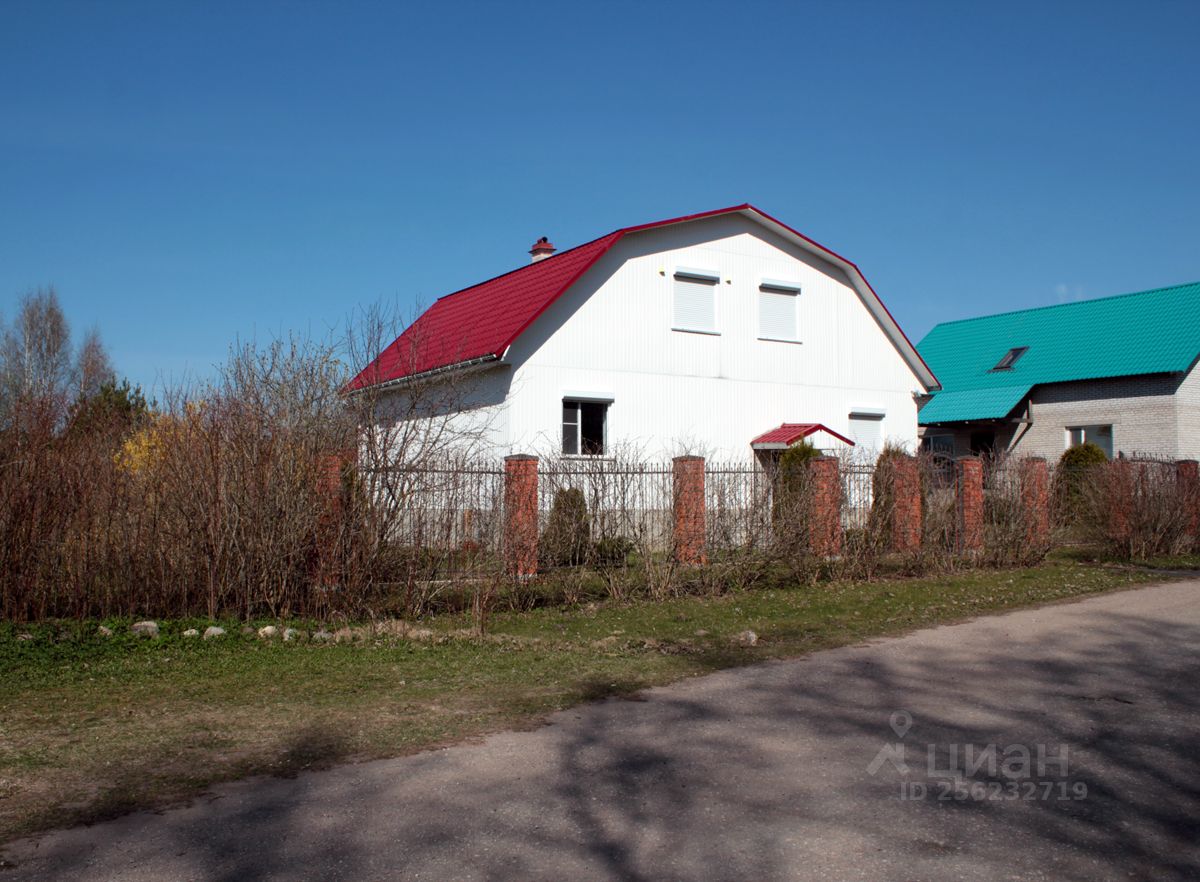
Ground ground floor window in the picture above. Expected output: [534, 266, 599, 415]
[1066, 424, 1113, 458]
[848, 412, 884, 451]
[922, 434, 955, 456]
[562, 400, 608, 455]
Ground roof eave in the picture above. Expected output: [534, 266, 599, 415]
[344, 353, 503, 396]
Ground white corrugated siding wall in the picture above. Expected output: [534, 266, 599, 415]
[496, 213, 924, 461]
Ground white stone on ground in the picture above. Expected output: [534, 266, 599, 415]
[131, 621, 159, 638]
[736, 629, 758, 646]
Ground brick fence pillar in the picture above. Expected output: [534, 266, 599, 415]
[504, 455, 539, 578]
[809, 456, 842, 557]
[890, 454, 922, 553]
[314, 448, 354, 586]
[1019, 457, 1050, 548]
[672, 456, 707, 565]
[1106, 459, 1133, 548]
[955, 457, 983, 554]
[1178, 460, 1199, 546]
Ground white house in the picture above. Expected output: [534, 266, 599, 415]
[350, 204, 939, 462]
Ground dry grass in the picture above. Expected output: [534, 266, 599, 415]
[0, 559, 1172, 847]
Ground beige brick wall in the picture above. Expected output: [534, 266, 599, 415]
[1019, 374, 1183, 461]
[1176, 362, 1200, 460]
[921, 368, 1200, 462]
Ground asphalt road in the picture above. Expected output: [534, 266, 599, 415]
[4, 580, 1199, 881]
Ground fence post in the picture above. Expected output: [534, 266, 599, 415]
[314, 449, 353, 587]
[1178, 460, 1199, 547]
[890, 454, 922, 553]
[1019, 457, 1050, 548]
[809, 456, 842, 557]
[955, 457, 983, 554]
[504, 454, 539, 578]
[1106, 459, 1133, 548]
[672, 456, 707, 565]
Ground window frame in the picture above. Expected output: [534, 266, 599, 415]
[848, 410, 885, 450]
[1065, 424, 1113, 458]
[990, 346, 1029, 372]
[671, 268, 720, 336]
[757, 279, 801, 343]
[562, 398, 610, 457]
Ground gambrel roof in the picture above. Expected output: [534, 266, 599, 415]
[348, 205, 938, 391]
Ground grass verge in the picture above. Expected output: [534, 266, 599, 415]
[0, 560, 1173, 846]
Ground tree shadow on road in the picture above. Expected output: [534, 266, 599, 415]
[4, 600, 1199, 881]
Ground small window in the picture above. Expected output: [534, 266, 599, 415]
[1066, 424, 1113, 458]
[562, 400, 608, 456]
[991, 346, 1028, 371]
[673, 271, 717, 334]
[848, 412, 884, 451]
[758, 284, 798, 341]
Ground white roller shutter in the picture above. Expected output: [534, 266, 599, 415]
[849, 413, 884, 451]
[673, 274, 716, 333]
[758, 289, 797, 340]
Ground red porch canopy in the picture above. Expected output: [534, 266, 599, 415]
[750, 423, 855, 450]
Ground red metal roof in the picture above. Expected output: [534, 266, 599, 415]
[347, 231, 620, 389]
[750, 423, 855, 448]
[348, 204, 937, 391]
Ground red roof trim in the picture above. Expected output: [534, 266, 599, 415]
[734, 204, 938, 388]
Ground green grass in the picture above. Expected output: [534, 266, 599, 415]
[0, 560, 1172, 846]
[1054, 545, 1200, 571]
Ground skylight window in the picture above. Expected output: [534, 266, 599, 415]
[991, 346, 1028, 371]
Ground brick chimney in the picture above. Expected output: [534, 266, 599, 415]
[529, 236, 556, 263]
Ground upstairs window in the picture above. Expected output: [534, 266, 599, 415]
[991, 346, 1028, 371]
[562, 400, 608, 456]
[758, 280, 800, 342]
[673, 269, 718, 334]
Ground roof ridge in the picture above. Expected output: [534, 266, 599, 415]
[432, 203, 760, 305]
[929, 279, 1200, 331]
[433, 229, 623, 304]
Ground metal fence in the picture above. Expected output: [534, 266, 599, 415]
[371, 455, 893, 564]
[705, 461, 775, 550]
[537, 459, 676, 552]
[367, 462, 506, 552]
[842, 463, 874, 529]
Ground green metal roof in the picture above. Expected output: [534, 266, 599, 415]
[917, 281, 1200, 424]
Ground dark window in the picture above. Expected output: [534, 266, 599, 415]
[921, 434, 955, 455]
[991, 346, 1028, 371]
[562, 400, 607, 455]
[969, 430, 995, 455]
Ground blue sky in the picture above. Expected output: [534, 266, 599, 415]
[2, 0, 1198, 394]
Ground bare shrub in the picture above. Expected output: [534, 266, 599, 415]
[972, 457, 1051, 567]
[911, 452, 958, 573]
[1052, 443, 1109, 534]
[1082, 459, 1194, 560]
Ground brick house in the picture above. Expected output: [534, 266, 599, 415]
[916, 281, 1200, 461]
